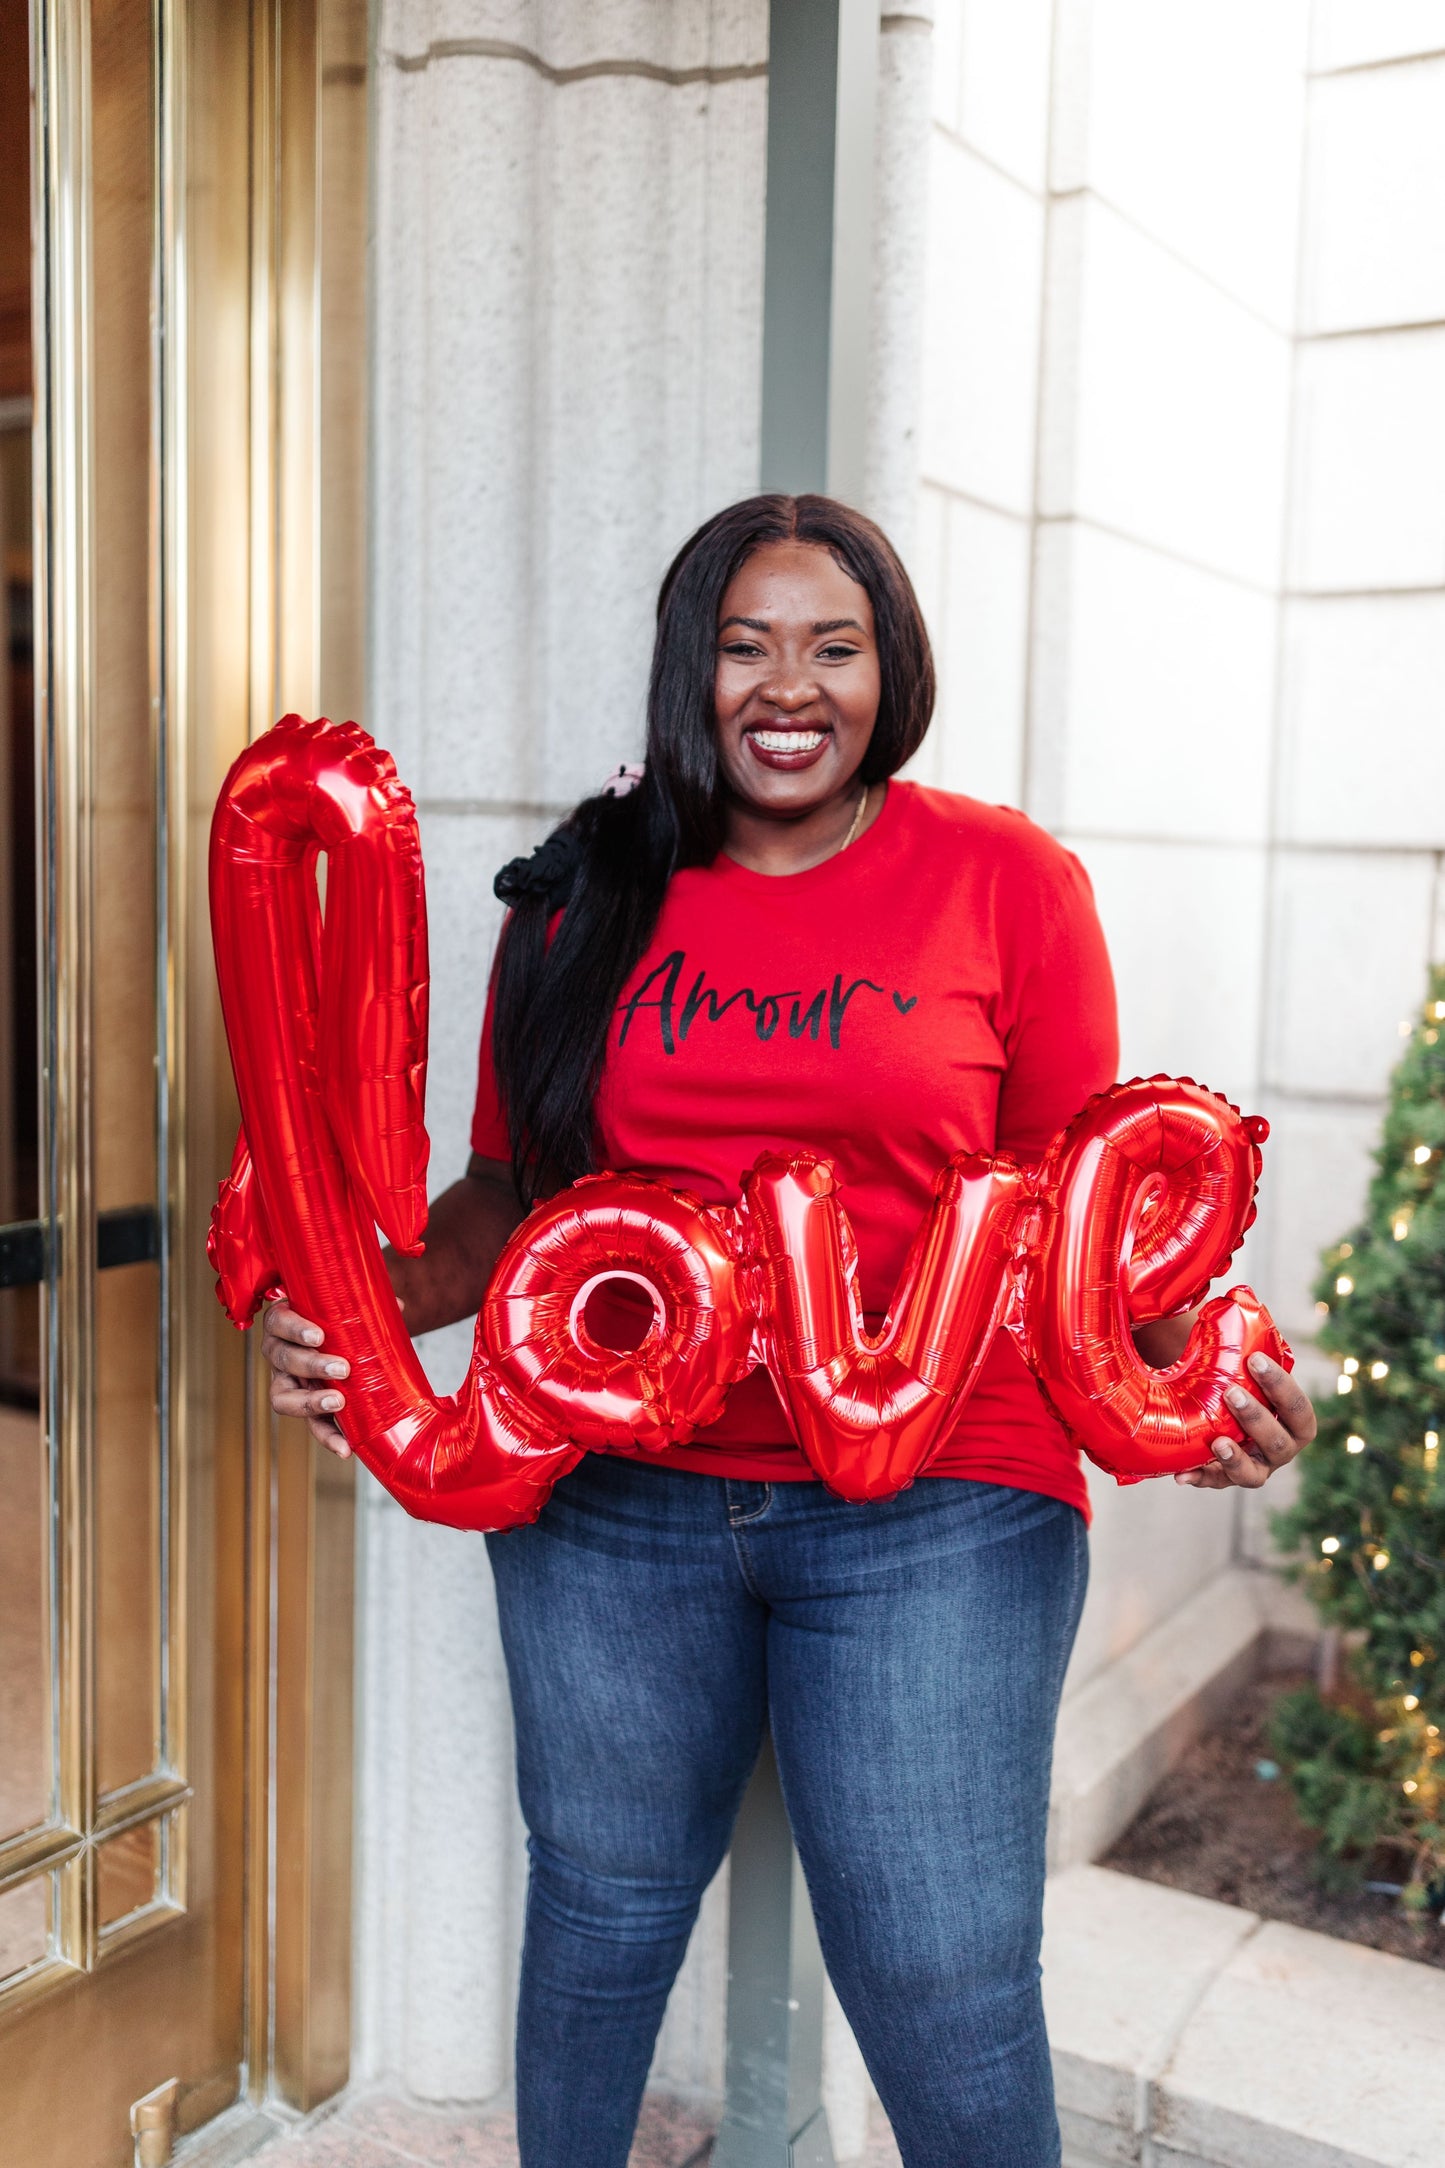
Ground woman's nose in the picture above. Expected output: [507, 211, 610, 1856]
[758, 670, 816, 710]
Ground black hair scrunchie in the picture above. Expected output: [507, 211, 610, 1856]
[493, 827, 581, 908]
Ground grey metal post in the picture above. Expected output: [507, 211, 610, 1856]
[759, 0, 879, 506]
[711, 1740, 834, 2168]
[714, 7, 880, 2165]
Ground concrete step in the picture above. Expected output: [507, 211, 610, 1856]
[1044, 1865, 1445, 2167]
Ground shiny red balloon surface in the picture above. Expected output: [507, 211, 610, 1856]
[210, 717, 1292, 1526]
[209, 715, 582, 1528]
[482, 1174, 755, 1452]
[743, 1152, 1034, 1502]
[1020, 1080, 1290, 1484]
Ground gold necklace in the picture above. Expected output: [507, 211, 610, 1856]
[838, 783, 869, 853]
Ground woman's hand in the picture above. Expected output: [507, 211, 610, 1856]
[260, 1302, 353, 1457]
[1174, 1350, 1317, 1490]
[255, 1155, 525, 1461]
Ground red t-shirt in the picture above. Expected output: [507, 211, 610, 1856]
[469, 780, 1119, 1518]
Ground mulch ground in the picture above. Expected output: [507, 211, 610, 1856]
[1104, 1672, 1445, 1972]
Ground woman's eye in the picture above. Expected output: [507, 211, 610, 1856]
[719, 641, 764, 658]
[818, 644, 860, 662]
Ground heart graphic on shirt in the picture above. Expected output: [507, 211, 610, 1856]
[892, 992, 918, 1015]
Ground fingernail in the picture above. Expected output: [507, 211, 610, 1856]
[324, 1360, 349, 1378]
[320, 1393, 343, 1412]
[1212, 1439, 1234, 1462]
[1248, 1353, 1271, 1377]
[303, 1330, 322, 1346]
[1226, 1387, 1250, 1412]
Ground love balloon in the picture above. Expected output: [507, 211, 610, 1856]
[209, 716, 1292, 1529]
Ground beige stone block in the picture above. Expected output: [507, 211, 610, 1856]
[1066, 1470, 1236, 1715]
[1050, 1568, 1270, 1869]
[920, 132, 1045, 516]
[1289, 329, 1445, 593]
[1049, 0, 1307, 328]
[950, 0, 1053, 193]
[1263, 852, 1437, 1101]
[1031, 521, 1277, 846]
[1036, 197, 1292, 587]
[926, 493, 1031, 809]
[1059, 2101, 1142, 2164]
[1302, 59, 1445, 335]
[1276, 594, 1445, 852]
[1064, 836, 1268, 1104]
[1312, 0, 1445, 73]
[1249, 1096, 1379, 1344]
[1158, 1920, 1445, 2167]
[1042, 1866, 1259, 2133]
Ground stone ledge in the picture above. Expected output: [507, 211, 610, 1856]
[1044, 1866, 1445, 2168]
[1049, 1566, 1319, 1871]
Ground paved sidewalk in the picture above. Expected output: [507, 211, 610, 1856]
[248, 2091, 904, 2168]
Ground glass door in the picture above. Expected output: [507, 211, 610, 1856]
[0, 0, 249, 2148]
[0, 0, 367, 2153]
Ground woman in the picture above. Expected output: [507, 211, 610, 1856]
[263, 496, 1315, 2167]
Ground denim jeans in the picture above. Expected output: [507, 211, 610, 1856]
[486, 1457, 1088, 2168]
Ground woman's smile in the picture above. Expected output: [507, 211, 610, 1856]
[745, 722, 831, 768]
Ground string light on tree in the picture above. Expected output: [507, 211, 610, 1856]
[1273, 965, 1445, 1916]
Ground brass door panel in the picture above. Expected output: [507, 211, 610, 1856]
[0, 0, 367, 2155]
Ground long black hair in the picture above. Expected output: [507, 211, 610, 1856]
[491, 493, 936, 1201]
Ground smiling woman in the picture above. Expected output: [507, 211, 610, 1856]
[260, 490, 1315, 2168]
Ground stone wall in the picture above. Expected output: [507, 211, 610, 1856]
[352, 0, 1445, 2142]
[1257, 3, 1445, 1537]
[912, 0, 1312, 1688]
[356, 0, 769, 2110]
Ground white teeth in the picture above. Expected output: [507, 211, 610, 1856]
[752, 728, 825, 752]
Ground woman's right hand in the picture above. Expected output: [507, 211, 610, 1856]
[255, 1157, 521, 1462]
[259, 1302, 353, 1458]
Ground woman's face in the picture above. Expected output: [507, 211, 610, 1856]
[713, 540, 882, 820]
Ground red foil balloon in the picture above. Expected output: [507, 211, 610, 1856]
[211, 717, 1295, 1523]
[743, 1151, 1033, 1502]
[209, 715, 582, 1529]
[482, 1174, 755, 1452]
[1018, 1079, 1292, 1483]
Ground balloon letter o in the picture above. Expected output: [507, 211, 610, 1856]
[482, 1174, 755, 1451]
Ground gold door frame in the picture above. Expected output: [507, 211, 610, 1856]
[238, 0, 368, 2117]
[9, 0, 194, 1979]
[1, 0, 366, 2142]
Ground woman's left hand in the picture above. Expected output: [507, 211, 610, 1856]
[1174, 1351, 1317, 1489]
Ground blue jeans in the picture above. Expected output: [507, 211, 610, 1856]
[486, 1458, 1088, 2168]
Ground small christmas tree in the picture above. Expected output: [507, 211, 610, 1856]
[1271, 965, 1445, 1910]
